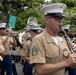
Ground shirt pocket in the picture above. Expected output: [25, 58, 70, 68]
[45, 47, 59, 59]
[63, 48, 69, 58]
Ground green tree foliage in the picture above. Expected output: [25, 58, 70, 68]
[15, 8, 44, 31]
[0, 0, 76, 32]
[58, 0, 76, 7]
[0, 0, 45, 31]
[51, 0, 59, 3]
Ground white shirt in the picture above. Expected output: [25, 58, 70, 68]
[51, 36, 59, 46]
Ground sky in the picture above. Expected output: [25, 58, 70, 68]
[45, 0, 51, 2]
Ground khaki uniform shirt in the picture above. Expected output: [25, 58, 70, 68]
[30, 30, 69, 75]
[21, 32, 31, 45]
[3, 36, 13, 54]
[0, 36, 5, 53]
[22, 40, 31, 57]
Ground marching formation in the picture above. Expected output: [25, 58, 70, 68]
[0, 2, 76, 75]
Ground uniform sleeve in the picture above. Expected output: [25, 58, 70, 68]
[22, 41, 29, 56]
[30, 37, 46, 64]
[0, 40, 5, 53]
[21, 35, 26, 45]
[10, 37, 13, 42]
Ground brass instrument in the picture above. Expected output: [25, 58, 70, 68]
[61, 28, 75, 53]
[0, 56, 3, 61]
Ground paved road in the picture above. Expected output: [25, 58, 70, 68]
[16, 63, 24, 75]
[65, 71, 68, 75]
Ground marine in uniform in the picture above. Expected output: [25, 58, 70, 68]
[22, 17, 40, 75]
[0, 22, 6, 61]
[62, 25, 71, 40]
[0, 22, 17, 75]
[30, 3, 76, 75]
[21, 30, 31, 47]
[62, 25, 76, 75]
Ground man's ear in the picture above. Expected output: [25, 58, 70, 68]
[44, 16, 49, 24]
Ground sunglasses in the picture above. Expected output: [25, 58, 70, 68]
[48, 16, 64, 20]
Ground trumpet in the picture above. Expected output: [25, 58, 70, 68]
[61, 28, 75, 54]
[0, 56, 3, 61]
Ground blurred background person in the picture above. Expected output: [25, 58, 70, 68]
[62, 24, 76, 75]
[0, 22, 5, 60]
[0, 21, 17, 75]
[22, 17, 41, 75]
